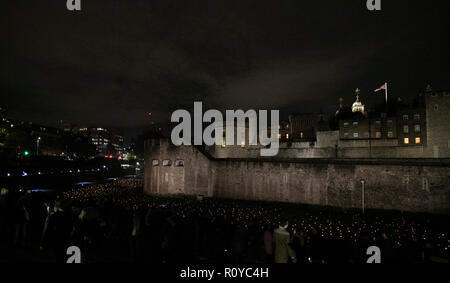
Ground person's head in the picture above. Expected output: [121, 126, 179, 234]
[54, 200, 64, 212]
[280, 219, 289, 229]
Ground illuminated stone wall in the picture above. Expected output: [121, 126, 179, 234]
[144, 139, 450, 214]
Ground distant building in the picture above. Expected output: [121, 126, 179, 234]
[288, 113, 328, 141]
[89, 127, 110, 156]
[396, 107, 426, 147]
[109, 128, 126, 157]
[73, 126, 89, 137]
[339, 113, 398, 140]
[278, 120, 290, 142]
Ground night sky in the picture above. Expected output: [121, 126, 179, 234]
[1, 0, 449, 136]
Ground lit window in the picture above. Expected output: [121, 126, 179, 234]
[414, 125, 420, 132]
[353, 122, 358, 126]
[404, 138, 409, 144]
[403, 115, 408, 121]
[353, 132, 358, 138]
[162, 160, 172, 166]
[415, 137, 421, 144]
[152, 160, 159, 166]
[403, 125, 409, 133]
[286, 134, 289, 139]
[241, 141, 245, 148]
[300, 132, 304, 138]
[222, 139, 226, 147]
[343, 122, 349, 127]
[388, 131, 393, 138]
[414, 114, 420, 120]
[376, 132, 381, 138]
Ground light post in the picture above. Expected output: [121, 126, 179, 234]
[360, 179, 366, 215]
[36, 137, 41, 156]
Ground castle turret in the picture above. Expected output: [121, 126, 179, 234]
[351, 88, 365, 114]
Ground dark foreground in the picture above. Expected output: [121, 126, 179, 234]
[0, 178, 448, 263]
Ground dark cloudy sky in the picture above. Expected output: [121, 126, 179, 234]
[1, 0, 449, 135]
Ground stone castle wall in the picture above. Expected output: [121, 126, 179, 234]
[144, 139, 450, 214]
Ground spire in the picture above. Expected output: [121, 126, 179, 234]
[355, 88, 361, 102]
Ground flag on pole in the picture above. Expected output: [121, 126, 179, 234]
[374, 83, 387, 92]
[374, 82, 388, 103]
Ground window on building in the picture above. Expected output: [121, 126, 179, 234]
[222, 139, 226, 147]
[344, 132, 349, 138]
[375, 120, 381, 125]
[162, 160, 171, 166]
[277, 134, 281, 139]
[415, 137, 421, 144]
[414, 124, 420, 132]
[403, 115, 408, 121]
[175, 160, 184, 166]
[388, 131, 393, 138]
[403, 125, 409, 133]
[404, 138, 409, 144]
[353, 122, 358, 126]
[241, 140, 245, 148]
[286, 134, 289, 139]
[387, 119, 393, 124]
[376, 132, 381, 138]
[353, 132, 358, 138]
[343, 122, 349, 127]
[300, 132, 304, 138]
[414, 114, 420, 120]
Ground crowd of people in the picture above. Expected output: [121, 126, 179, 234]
[0, 178, 448, 263]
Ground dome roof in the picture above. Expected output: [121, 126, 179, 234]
[351, 89, 365, 113]
[352, 101, 362, 108]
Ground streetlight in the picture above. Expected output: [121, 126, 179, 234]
[36, 137, 41, 156]
[360, 179, 366, 215]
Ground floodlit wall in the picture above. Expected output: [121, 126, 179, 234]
[145, 139, 450, 214]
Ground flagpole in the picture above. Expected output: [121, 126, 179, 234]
[385, 82, 388, 104]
